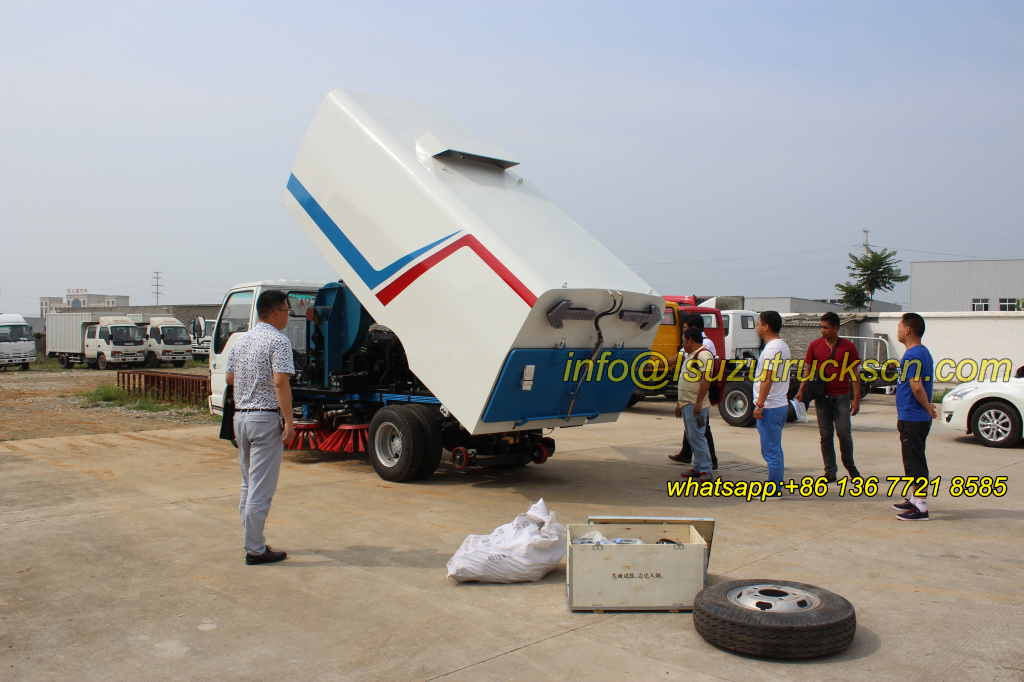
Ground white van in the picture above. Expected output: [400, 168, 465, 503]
[140, 316, 193, 368]
[0, 313, 37, 370]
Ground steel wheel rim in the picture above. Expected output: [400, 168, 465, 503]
[978, 409, 1011, 441]
[725, 391, 748, 418]
[374, 422, 402, 467]
[727, 584, 822, 612]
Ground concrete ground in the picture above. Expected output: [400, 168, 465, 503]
[2, 392, 1022, 681]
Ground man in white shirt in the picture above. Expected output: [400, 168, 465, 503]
[753, 310, 790, 497]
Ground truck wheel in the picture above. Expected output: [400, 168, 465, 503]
[172, 360, 186, 368]
[626, 390, 645, 408]
[693, 579, 856, 659]
[21, 363, 30, 371]
[407, 404, 443, 480]
[96, 354, 108, 371]
[719, 383, 754, 427]
[970, 400, 1022, 448]
[368, 406, 424, 482]
[146, 352, 160, 368]
[58, 354, 70, 369]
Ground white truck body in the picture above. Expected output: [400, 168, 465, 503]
[282, 90, 661, 434]
[190, 318, 214, 358]
[46, 313, 145, 367]
[139, 316, 193, 367]
[0, 313, 36, 368]
[720, 310, 761, 359]
[208, 280, 323, 413]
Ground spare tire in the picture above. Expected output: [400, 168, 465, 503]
[693, 579, 855, 658]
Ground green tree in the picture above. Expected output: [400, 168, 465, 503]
[835, 281, 870, 311]
[838, 247, 909, 312]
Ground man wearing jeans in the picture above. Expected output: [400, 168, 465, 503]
[226, 290, 296, 565]
[753, 311, 790, 497]
[674, 328, 714, 483]
[795, 312, 862, 482]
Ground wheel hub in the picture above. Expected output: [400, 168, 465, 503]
[374, 423, 402, 467]
[727, 584, 821, 612]
[978, 409, 1010, 441]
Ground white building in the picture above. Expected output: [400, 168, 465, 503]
[910, 260, 1023, 312]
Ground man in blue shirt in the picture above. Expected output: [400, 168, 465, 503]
[892, 313, 936, 521]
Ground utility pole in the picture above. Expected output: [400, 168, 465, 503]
[152, 271, 163, 305]
[862, 229, 870, 255]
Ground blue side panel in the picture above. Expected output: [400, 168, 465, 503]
[310, 282, 373, 387]
[482, 348, 646, 425]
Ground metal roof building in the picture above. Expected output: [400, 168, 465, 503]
[910, 259, 1024, 312]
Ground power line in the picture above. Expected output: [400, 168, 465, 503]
[627, 243, 859, 268]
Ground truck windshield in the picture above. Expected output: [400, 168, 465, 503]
[111, 326, 143, 344]
[161, 327, 190, 343]
[0, 325, 33, 342]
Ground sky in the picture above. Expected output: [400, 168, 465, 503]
[1, 0, 1022, 316]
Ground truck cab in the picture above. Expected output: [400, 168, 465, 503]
[0, 313, 36, 370]
[84, 317, 145, 369]
[720, 310, 761, 359]
[140, 316, 193, 368]
[190, 318, 215, 359]
[208, 281, 322, 414]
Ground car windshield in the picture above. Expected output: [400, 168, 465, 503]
[111, 325, 142, 343]
[161, 326, 190, 342]
[0, 324, 33, 342]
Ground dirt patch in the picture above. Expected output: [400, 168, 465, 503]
[0, 367, 216, 441]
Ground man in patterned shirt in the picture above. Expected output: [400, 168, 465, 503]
[226, 290, 296, 565]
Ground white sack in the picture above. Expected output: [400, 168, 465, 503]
[791, 399, 808, 423]
[446, 498, 567, 583]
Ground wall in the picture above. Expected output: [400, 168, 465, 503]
[857, 311, 1024, 381]
[779, 314, 865, 363]
[910, 260, 1024, 312]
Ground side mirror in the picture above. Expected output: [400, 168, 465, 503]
[145, 334, 150, 340]
[193, 317, 206, 336]
[35, 333, 42, 340]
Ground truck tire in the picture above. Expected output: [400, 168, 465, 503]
[58, 354, 71, 369]
[693, 579, 856, 659]
[368, 406, 424, 482]
[970, 400, 1022, 448]
[626, 390, 645, 408]
[407, 404, 444, 480]
[21, 363, 30, 371]
[172, 360, 186, 368]
[146, 352, 160, 368]
[96, 354, 108, 371]
[719, 383, 754, 427]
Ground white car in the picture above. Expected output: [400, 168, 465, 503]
[941, 379, 1024, 447]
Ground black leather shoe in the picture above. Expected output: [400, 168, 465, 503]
[824, 473, 837, 483]
[668, 452, 692, 464]
[246, 546, 287, 565]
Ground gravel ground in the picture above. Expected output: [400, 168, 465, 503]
[0, 366, 217, 441]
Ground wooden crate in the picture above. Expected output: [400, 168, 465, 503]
[567, 517, 715, 612]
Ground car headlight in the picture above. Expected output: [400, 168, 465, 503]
[946, 386, 977, 401]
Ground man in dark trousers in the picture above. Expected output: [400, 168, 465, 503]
[226, 290, 296, 564]
[669, 314, 718, 470]
[891, 313, 936, 521]
[795, 312, 862, 482]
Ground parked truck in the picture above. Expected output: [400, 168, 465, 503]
[190, 318, 215, 359]
[0, 313, 36, 370]
[209, 90, 664, 481]
[138, 316, 193, 368]
[45, 313, 145, 369]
